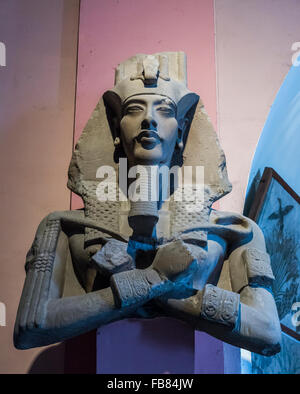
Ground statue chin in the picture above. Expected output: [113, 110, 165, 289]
[129, 142, 172, 167]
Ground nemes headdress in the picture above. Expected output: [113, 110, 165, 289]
[68, 52, 232, 242]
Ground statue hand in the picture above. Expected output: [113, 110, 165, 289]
[151, 240, 207, 299]
[189, 238, 226, 290]
[152, 239, 205, 281]
[110, 240, 203, 308]
[91, 239, 134, 276]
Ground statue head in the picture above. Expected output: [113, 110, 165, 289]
[67, 52, 232, 241]
[103, 54, 199, 168]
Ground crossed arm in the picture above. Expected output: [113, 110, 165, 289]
[14, 210, 282, 356]
[14, 211, 199, 349]
[158, 225, 282, 356]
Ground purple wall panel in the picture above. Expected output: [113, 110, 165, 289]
[97, 318, 194, 374]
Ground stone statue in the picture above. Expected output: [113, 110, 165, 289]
[14, 52, 281, 356]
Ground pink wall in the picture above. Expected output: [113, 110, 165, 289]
[0, 0, 79, 373]
[72, 0, 217, 210]
[74, 0, 300, 215]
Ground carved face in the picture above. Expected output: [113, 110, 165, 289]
[119, 94, 178, 166]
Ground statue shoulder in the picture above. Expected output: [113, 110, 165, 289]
[210, 209, 261, 227]
[32, 210, 84, 236]
[208, 210, 258, 251]
[211, 211, 273, 294]
[26, 210, 85, 268]
[209, 209, 255, 226]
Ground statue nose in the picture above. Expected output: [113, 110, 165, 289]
[141, 116, 157, 130]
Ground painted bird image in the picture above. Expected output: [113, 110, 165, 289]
[268, 197, 294, 235]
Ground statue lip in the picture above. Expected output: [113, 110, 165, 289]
[135, 130, 162, 148]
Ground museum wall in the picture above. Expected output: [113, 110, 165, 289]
[246, 64, 300, 200]
[0, 0, 79, 373]
[0, 0, 300, 374]
[215, 0, 300, 213]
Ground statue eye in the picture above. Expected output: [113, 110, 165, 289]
[156, 106, 175, 116]
[125, 105, 144, 114]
